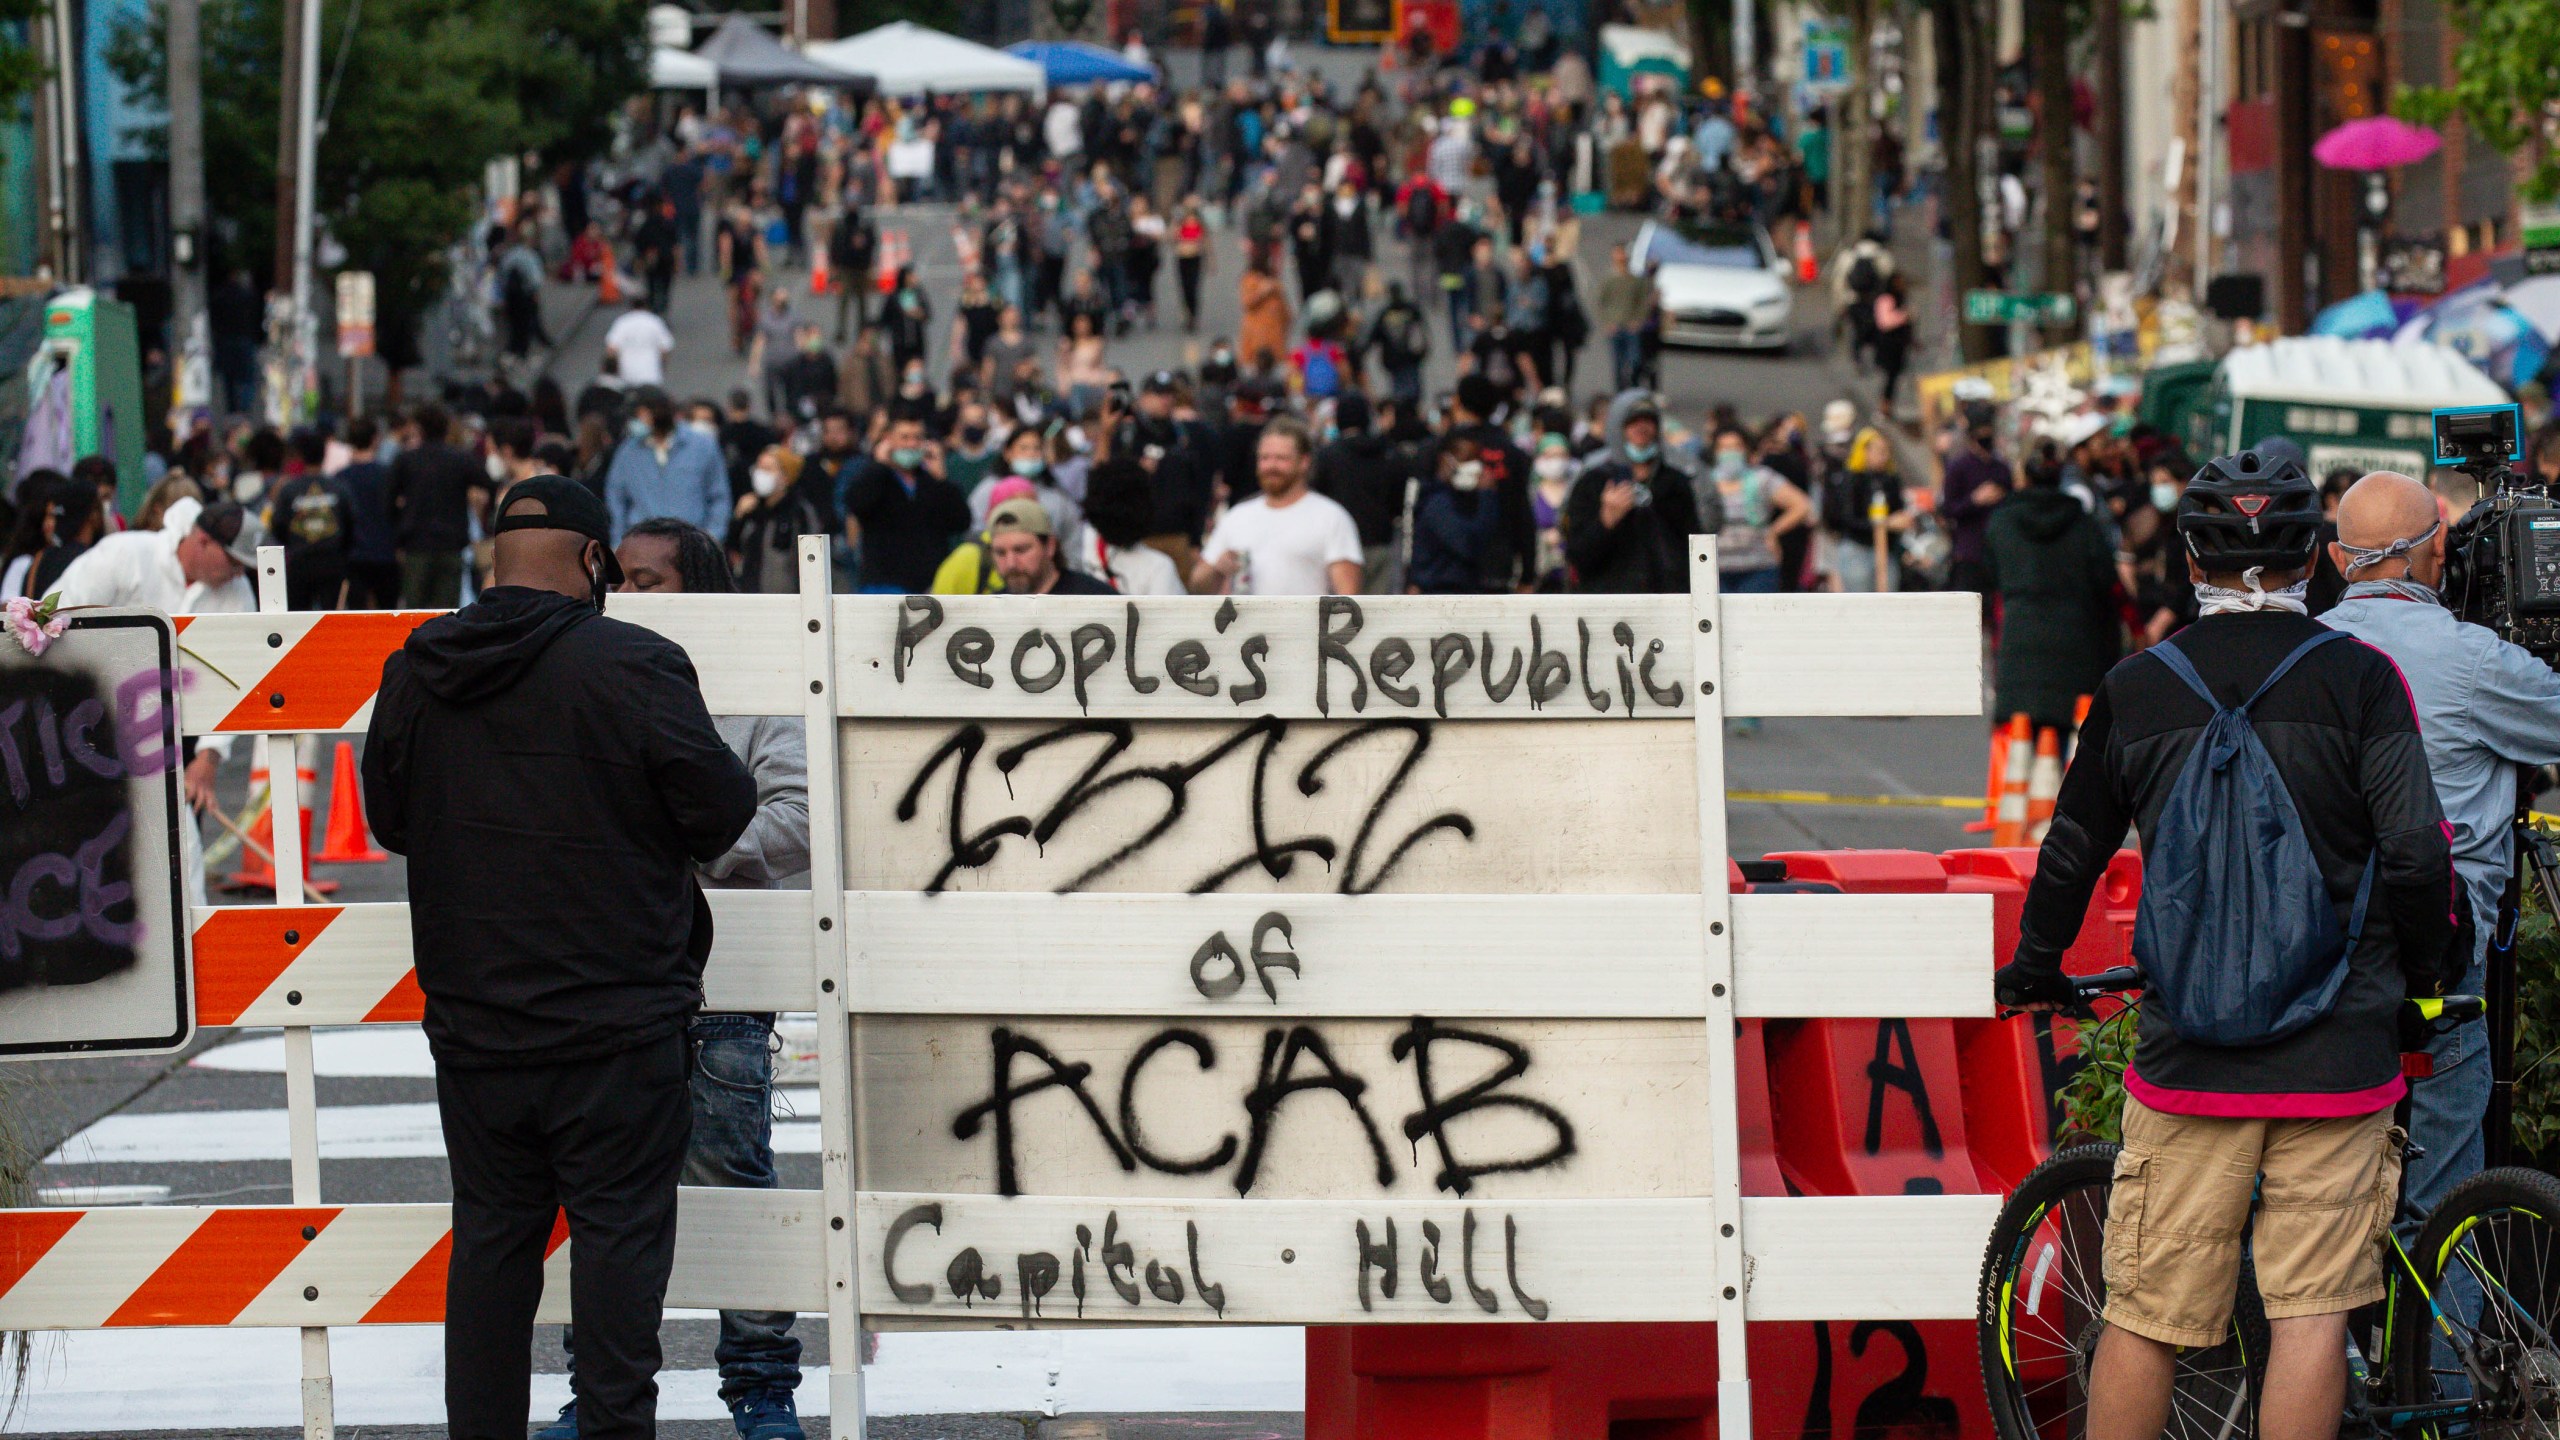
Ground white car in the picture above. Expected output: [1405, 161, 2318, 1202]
[1633, 217, 1796, 352]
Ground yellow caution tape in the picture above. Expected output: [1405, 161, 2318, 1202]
[1728, 788, 1985, 811]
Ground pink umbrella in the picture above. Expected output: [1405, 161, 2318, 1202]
[2313, 116, 2443, 170]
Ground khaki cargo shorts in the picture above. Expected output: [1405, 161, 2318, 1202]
[2101, 1095, 2404, 1347]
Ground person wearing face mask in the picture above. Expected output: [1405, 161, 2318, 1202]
[519, 515, 811, 1440]
[1408, 433, 1510, 594]
[777, 325, 840, 427]
[724, 446, 828, 595]
[1444, 373, 1541, 589]
[886, 267, 934, 373]
[605, 387, 732, 544]
[970, 423, 1090, 560]
[890, 358, 940, 428]
[1322, 182, 1373, 298]
[842, 414, 972, 594]
[1529, 432, 1578, 588]
[362, 477, 755, 1440]
[1981, 443, 2120, 735]
[1563, 391, 1720, 593]
[1703, 424, 1814, 593]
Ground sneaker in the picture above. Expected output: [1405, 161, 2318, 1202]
[531, 1400, 579, 1440]
[731, 1390, 807, 1440]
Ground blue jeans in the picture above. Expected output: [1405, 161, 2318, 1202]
[1725, 566, 1782, 593]
[1610, 330, 1644, 392]
[562, 1014, 799, 1405]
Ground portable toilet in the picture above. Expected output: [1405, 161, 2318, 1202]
[1597, 23, 1690, 101]
[23, 288, 146, 516]
[2190, 335, 2507, 486]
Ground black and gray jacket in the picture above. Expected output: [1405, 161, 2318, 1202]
[2013, 610, 2459, 1111]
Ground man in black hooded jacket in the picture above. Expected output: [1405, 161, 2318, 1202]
[362, 476, 756, 1440]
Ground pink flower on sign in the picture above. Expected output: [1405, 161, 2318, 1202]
[6, 593, 72, 657]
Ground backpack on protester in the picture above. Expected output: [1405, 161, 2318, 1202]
[2131, 631, 2374, 1047]
[1403, 185, 1442, 242]
[1302, 342, 1343, 398]
[1847, 252, 1881, 298]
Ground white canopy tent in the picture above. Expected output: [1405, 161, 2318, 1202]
[650, 45, 718, 90]
[805, 21, 1044, 95]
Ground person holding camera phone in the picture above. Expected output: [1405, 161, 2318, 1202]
[2321, 467, 2560, 1226]
[839, 414, 971, 595]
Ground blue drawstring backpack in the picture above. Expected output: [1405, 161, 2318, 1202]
[2132, 632, 2374, 1046]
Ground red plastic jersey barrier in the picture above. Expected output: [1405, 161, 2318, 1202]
[1306, 846, 2141, 1439]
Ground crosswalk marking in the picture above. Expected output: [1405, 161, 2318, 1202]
[0, 1325, 1303, 1430]
[46, 1095, 823, 1165]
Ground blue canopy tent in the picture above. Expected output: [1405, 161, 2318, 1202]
[1005, 40, 1158, 86]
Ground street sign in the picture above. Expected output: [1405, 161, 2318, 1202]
[0, 610, 191, 1059]
[1800, 17, 1850, 92]
[334, 270, 375, 359]
[2523, 201, 2560, 277]
[1964, 289, 2076, 326]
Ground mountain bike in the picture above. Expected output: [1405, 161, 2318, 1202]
[1977, 966, 2560, 1440]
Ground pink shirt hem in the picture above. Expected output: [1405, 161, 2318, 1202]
[2124, 1067, 2403, 1119]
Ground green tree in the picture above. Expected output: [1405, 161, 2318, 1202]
[111, 0, 649, 365]
[0, 3, 46, 116]
[2395, 0, 2560, 203]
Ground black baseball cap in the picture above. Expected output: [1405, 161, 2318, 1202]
[1143, 369, 1181, 394]
[493, 475, 623, 584]
[194, 500, 267, 571]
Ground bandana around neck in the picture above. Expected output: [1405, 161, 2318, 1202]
[2194, 565, 2309, 616]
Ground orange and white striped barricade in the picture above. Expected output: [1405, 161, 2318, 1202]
[7, 540, 2001, 1440]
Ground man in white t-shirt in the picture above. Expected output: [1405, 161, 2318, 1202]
[602, 301, 676, 388]
[1193, 415, 1364, 596]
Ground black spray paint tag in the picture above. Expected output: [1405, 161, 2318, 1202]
[0, 661, 145, 990]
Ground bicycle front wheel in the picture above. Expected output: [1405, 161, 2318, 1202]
[2389, 1164, 2560, 1438]
[1979, 1143, 2267, 1440]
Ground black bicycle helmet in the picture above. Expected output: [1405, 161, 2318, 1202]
[2177, 448, 2323, 573]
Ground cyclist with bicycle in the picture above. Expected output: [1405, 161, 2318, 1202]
[1993, 451, 2461, 1440]
[2322, 469, 2560, 1230]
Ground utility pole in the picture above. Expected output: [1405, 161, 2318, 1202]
[2094, 0, 2126, 272]
[2192, 0, 2219, 292]
[1733, 0, 1753, 100]
[45, 0, 84, 284]
[290, 0, 321, 368]
[2030, 0, 2072, 342]
[274, 0, 302, 297]
[169, 0, 207, 419]
[31, 12, 58, 279]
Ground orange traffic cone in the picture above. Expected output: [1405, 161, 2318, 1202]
[1794, 222, 1818, 284]
[1990, 714, 2034, 847]
[225, 793, 279, 892]
[2065, 693, 2093, 766]
[2025, 727, 2063, 843]
[223, 765, 338, 894]
[810, 242, 832, 297]
[597, 243, 622, 305]
[314, 740, 388, 864]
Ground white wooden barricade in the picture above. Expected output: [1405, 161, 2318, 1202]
[0, 539, 1993, 1440]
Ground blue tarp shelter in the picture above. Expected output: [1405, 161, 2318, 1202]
[1005, 41, 1158, 86]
